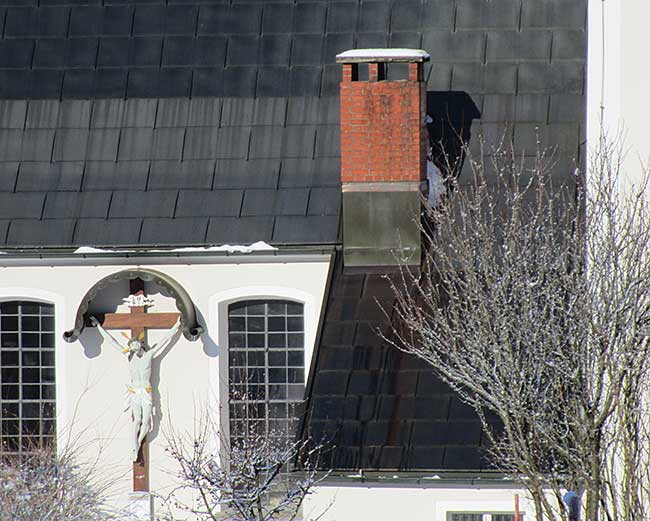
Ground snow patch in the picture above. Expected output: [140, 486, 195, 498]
[148, 241, 278, 254]
[336, 48, 430, 62]
[73, 246, 134, 254]
[426, 160, 446, 207]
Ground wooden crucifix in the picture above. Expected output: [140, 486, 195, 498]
[92, 278, 180, 492]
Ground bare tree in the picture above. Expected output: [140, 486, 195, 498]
[0, 445, 120, 520]
[388, 137, 650, 521]
[160, 399, 330, 521]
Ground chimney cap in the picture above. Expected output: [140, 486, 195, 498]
[336, 48, 430, 64]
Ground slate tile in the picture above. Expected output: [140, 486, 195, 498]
[134, 5, 197, 36]
[262, 3, 293, 34]
[522, 0, 586, 29]
[43, 191, 111, 219]
[548, 94, 584, 123]
[109, 190, 177, 218]
[260, 35, 292, 66]
[308, 187, 341, 215]
[249, 125, 316, 159]
[357, 32, 388, 49]
[325, 2, 357, 34]
[187, 98, 221, 126]
[97, 38, 127, 67]
[118, 128, 153, 161]
[359, 1, 389, 32]
[194, 36, 227, 67]
[127, 68, 192, 98]
[279, 158, 340, 188]
[289, 66, 322, 96]
[518, 62, 584, 94]
[410, 420, 449, 445]
[256, 67, 290, 97]
[389, 32, 422, 49]
[0, 163, 18, 191]
[184, 127, 251, 160]
[452, 62, 517, 94]
[456, 0, 521, 29]
[206, 216, 274, 244]
[406, 447, 444, 469]
[182, 127, 218, 159]
[32, 39, 66, 69]
[21, 129, 55, 161]
[514, 123, 580, 156]
[61, 70, 96, 99]
[423, 30, 486, 62]
[294, 2, 326, 33]
[198, 4, 262, 35]
[65, 38, 98, 68]
[53, 129, 89, 161]
[0, 219, 8, 244]
[222, 67, 257, 97]
[140, 217, 208, 245]
[94, 68, 128, 98]
[241, 188, 309, 216]
[314, 125, 340, 158]
[0, 129, 23, 161]
[191, 68, 225, 97]
[273, 215, 339, 243]
[73, 218, 142, 246]
[91, 98, 157, 128]
[31, 70, 64, 99]
[153, 99, 188, 129]
[69, 6, 132, 37]
[0, 192, 45, 218]
[25, 100, 59, 129]
[0, 40, 34, 68]
[515, 94, 550, 122]
[486, 30, 552, 61]
[390, 1, 421, 31]
[5, 7, 69, 38]
[175, 189, 243, 217]
[15, 162, 83, 192]
[221, 98, 287, 127]
[163, 35, 195, 67]
[552, 30, 587, 61]
[85, 128, 120, 161]
[444, 446, 482, 470]
[421, 0, 455, 29]
[481, 94, 516, 122]
[291, 35, 323, 66]
[0, 71, 30, 98]
[213, 159, 280, 189]
[82, 160, 149, 190]
[150, 128, 185, 161]
[130, 37, 163, 67]
[226, 35, 259, 67]
[7, 219, 76, 247]
[57, 100, 92, 129]
[324, 33, 354, 62]
[148, 160, 215, 190]
[287, 96, 339, 125]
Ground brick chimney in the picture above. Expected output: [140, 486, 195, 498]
[337, 49, 430, 267]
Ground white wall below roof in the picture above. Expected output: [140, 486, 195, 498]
[304, 483, 535, 521]
[0, 256, 331, 516]
[587, 0, 650, 183]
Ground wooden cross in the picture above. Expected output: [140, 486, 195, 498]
[97, 278, 180, 492]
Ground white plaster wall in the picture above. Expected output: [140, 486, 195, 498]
[587, 0, 650, 182]
[0, 256, 331, 516]
[304, 484, 535, 521]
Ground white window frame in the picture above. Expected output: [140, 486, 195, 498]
[208, 286, 317, 442]
[0, 287, 65, 454]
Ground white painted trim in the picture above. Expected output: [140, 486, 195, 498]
[0, 287, 68, 455]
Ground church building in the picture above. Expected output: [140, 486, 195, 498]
[0, 1, 625, 519]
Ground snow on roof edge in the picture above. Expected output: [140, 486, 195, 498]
[336, 48, 431, 63]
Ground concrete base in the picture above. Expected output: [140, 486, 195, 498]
[125, 492, 153, 521]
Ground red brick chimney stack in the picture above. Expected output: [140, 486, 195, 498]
[336, 49, 430, 267]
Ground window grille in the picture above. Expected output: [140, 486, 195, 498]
[0, 301, 56, 454]
[228, 300, 305, 446]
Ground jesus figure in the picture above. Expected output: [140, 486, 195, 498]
[91, 316, 181, 461]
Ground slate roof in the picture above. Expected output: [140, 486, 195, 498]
[302, 255, 499, 471]
[0, 0, 586, 249]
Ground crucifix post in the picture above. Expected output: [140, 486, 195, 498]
[97, 278, 180, 492]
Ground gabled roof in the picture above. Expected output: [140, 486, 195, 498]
[0, 0, 585, 250]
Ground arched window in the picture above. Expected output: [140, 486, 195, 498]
[0, 301, 55, 454]
[228, 300, 304, 446]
